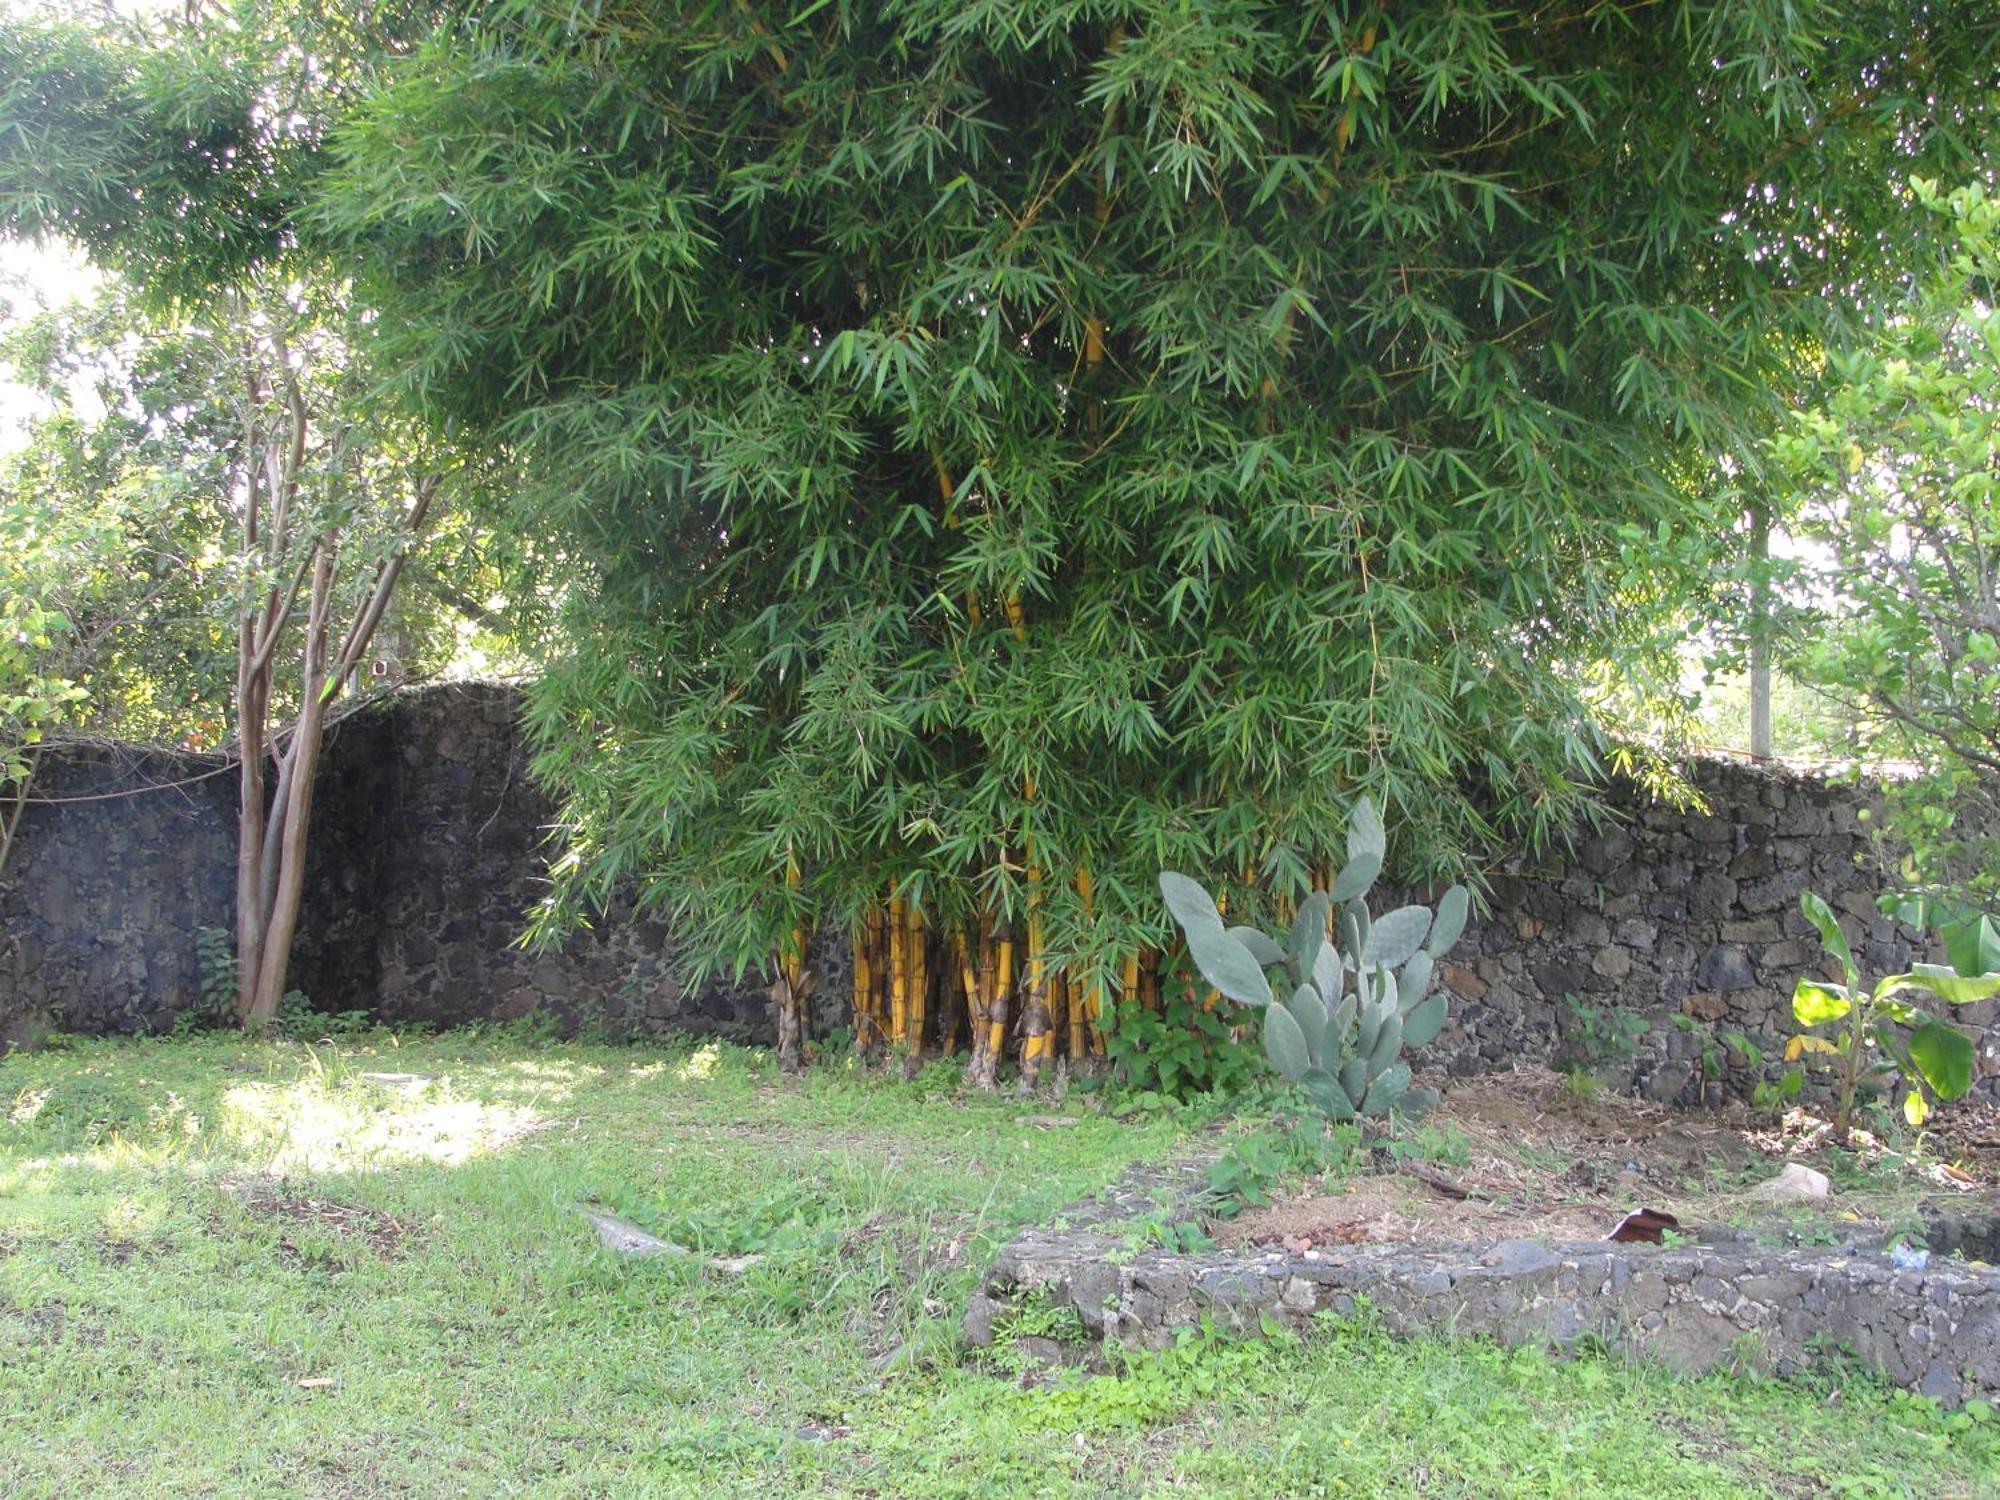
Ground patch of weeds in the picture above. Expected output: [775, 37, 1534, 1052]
[1382, 1120, 1471, 1168]
[274, 992, 380, 1043]
[902, 1057, 969, 1101]
[972, 1288, 1094, 1379]
[449, 1010, 565, 1047]
[808, 1025, 857, 1066]
[1561, 996, 1649, 1087]
[1029, 1317, 1290, 1429]
[1205, 1120, 1359, 1219]
[1119, 1215, 1215, 1255]
[1560, 1065, 1605, 1102]
[648, 1183, 847, 1262]
[1102, 992, 1267, 1101]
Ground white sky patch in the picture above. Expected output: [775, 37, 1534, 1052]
[0, 235, 104, 447]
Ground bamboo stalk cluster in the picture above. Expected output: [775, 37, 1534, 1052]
[845, 893, 1166, 1088]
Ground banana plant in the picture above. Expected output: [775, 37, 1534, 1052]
[1791, 890, 2000, 1141]
[1158, 797, 1470, 1124]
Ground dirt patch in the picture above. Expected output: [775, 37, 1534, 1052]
[1218, 1065, 1998, 1253]
[1215, 1170, 1620, 1251]
[0, 1295, 100, 1348]
[229, 1180, 407, 1260]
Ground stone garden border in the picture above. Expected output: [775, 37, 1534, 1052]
[962, 1158, 2000, 1406]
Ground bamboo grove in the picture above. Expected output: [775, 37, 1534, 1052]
[0, 2, 1994, 1073]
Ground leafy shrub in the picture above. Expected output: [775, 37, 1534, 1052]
[1559, 996, 1649, 1084]
[1104, 985, 1267, 1102]
[1206, 1123, 1360, 1219]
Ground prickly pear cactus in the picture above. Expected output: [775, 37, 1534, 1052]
[1159, 797, 1470, 1122]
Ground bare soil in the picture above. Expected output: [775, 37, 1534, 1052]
[1216, 1065, 2000, 1255]
[229, 1179, 407, 1258]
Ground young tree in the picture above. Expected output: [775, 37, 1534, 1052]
[0, 271, 492, 1022]
[220, 282, 450, 1027]
[0, 0, 502, 1024]
[1777, 180, 2000, 907]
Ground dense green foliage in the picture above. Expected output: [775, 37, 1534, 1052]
[0, 281, 504, 755]
[306, 0, 1995, 986]
[1777, 180, 2000, 905]
[1, 2, 1996, 1011]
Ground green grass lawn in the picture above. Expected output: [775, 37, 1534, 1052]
[1, 1031, 1994, 1498]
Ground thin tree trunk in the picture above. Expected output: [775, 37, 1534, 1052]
[0, 745, 41, 885]
[244, 548, 336, 1025]
[1749, 502, 1772, 762]
[234, 363, 271, 1024]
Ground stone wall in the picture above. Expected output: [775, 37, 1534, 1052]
[2, 684, 1989, 1102]
[0, 743, 237, 1049]
[964, 1159, 2000, 1407]
[0, 685, 822, 1046]
[1425, 760, 1999, 1104]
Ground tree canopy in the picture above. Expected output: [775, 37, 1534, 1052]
[1778, 179, 2000, 906]
[1, 0, 1996, 1068]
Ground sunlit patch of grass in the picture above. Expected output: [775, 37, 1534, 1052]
[675, 1041, 724, 1081]
[216, 1077, 542, 1173]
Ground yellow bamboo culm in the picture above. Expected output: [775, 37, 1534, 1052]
[872, 903, 891, 1049]
[993, 934, 1015, 1060]
[955, 927, 981, 1050]
[905, 901, 928, 1068]
[1073, 866, 1103, 1059]
[1004, 593, 1026, 642]
[852, 913, 876, 1051]
[887, 894, 908, 1052]
[1023, 892, 1048, 1078]
[774, 860, 807, 1069]
[1062, 973, 1083, 1062]
[1019, 773, 1052, 1083]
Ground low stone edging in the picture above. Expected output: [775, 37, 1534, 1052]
[963, 1160, 2000, 1406]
